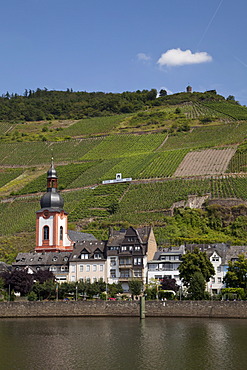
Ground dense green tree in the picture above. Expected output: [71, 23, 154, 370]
[179, 248, 215, 288]
[107, 282, 123, 298]
[188, 271, 206, 300]
[159, 89, 167, 97]
[224, 254, 247, 291]
[129, 279, 143, 297]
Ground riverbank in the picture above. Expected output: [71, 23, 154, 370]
[1, 300, 247, 318]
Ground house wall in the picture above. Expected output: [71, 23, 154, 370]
[69, 261, 106, 282]
[147, 228, 157, 261]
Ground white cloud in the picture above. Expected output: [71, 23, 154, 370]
[137, 53, 151, 62]
[157, 48, 212, 67]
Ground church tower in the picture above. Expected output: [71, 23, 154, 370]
[35, 159, 74, 253]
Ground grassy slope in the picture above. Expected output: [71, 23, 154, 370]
[1, 92, 247, 261]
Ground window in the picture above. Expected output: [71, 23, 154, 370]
[100, 265, 103, 271]
[61, 266, 68, 272]
[211, 278, 215, 283]
[120, 271, 130, 278]
[93, 265, 97, 272]
[49, 266, 57, 272]
[93, 278, 97, 283]
[122, 246, 127, 251]
[110, 257, 116, 266]
[70, 265, 75, 273]
[110, 269, 116, 278]
[86, 265, 90, 272]
[81, 253, 89, 259]
[79, 265, 83, 272]
[217, 267, 221, 273]
[149, 264, 158, 271]
[134, 258, 142, 266]
[94, 253, 101, 259]
[135, 246, 141, 251]
[218, 277, 222, 283]
[86, 278, 90, 283]
[134, 270, 142, 277]
[60, 226, 63, 241]
[43, 226, 49, 240]
[212, 256, 219, 262]
[52, 256, 58, 262]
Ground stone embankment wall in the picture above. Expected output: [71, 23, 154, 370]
[0, 301, 247, 318]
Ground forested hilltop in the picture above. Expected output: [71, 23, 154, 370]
[1, 88, 247, 262]
[0, 87, 243, 122]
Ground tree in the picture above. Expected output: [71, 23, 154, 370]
[33, 270, 55, 284]
[1, 270, 33, 296]
[224, 254, 247, 291]
[159, 89, 167, 97]
[226, 95, 235, 101]
[188, 271, 206, 300]
[129, 279, 143, 297]
[160, 277, 179, 292]
[107, 282, 123, 298]
[179, 248, 215, 288]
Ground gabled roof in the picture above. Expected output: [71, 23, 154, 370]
[70, 240, 106, 261]
[107, 226, 151, 246]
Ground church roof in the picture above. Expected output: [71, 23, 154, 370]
[68, 230, 97, 243]
[40, 189, 64, 210]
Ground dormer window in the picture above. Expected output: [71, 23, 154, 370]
[135, 246, 141, 251]
[52, 256, 58, 262]
[122, 246, 127, 251]
[81, 253, 89, 259]
[94, 253, 101, 259]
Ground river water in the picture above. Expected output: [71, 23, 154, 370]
[0, 317, 246, 370]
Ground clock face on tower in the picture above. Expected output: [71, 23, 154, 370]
[43, 210, 49, 219]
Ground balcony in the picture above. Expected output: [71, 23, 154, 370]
[119, 263, 132, 269]
[119, 276, 131, 281]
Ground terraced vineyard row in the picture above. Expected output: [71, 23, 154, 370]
[0, 122, 13, 135]
[160, 122, 247, 150]
[55, 114, 127, 138]
[0, 168, 24, 188]
[203, 102, 247, 120]
[1, 177, 247, 237]
[182, 102, 231, 121]
[82, 133, 167, 160]
[114, 176, 247, 220]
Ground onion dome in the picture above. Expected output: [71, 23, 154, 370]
[40, 158, 64, 210]
[40, 189, 64, 209]
[47, 159, 58, 179]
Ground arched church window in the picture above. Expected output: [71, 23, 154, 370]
[44, 226, 49, 240]
[60, 226, 63, 241]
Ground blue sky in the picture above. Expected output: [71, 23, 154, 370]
[1, 0, 247, 104]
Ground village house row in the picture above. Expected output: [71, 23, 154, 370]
[11, 162, 247, 294]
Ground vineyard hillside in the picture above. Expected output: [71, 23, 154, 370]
[1, 89, 247, 261]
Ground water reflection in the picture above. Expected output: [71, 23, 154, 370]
[0, 317, 246, 370]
